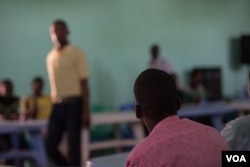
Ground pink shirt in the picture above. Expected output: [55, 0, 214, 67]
[125, 115, 230, 167]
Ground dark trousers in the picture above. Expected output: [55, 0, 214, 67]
[45, 97, 82, 166]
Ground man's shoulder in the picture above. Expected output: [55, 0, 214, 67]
[68, 44, 85, 54]
[40, 95, 52, 101]
[127, 142, 148, 164]
[46, 48, 55, 60]
[127, 136, 172, 166]
[127, 136, 154, 160]
[224, 115, 250, 132]
[157, 55, 168, 61]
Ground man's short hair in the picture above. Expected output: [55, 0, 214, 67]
[191, 69, 201, 79]
[52, 19, 68, 29]
[33, 76, 43, 84]
[1, 79, 13, 92]
[134, 69, 180, 120]
[151, 44, 159, 52]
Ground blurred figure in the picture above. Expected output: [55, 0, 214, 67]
[20, 76, 52, 120]
[237, 83, 248, 99]
[221, 72, 250, 150]
[184, 69, 207, 103]
[183, 70, 212, 126]
[0, 79, 19, 120]
[45, 19, 90, 166]
[126, 69, 230, 167]
[171, 73, 184, 100]
[149, 44, 175, 74]
[149, 44, 182, 89]
[0, 79, 19, 164]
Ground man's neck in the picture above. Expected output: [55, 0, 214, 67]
[32, 92, 42, 97]
[55, 41, 69, 50]
[152, 55, 159, 61]
[146, 115, 171, 133]
[2, 94, 13, 99]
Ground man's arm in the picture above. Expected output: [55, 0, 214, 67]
[81, 79, 90, 127]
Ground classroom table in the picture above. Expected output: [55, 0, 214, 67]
[178, 101, 236, 131]
[0, 101, 238, 167]
[82, 112, 144, 166]
[0, 120, 48, 167]
[120, 101, 237, 131]
[88, 152, 129, 167]
[0, 113, 143, 167]
[230, 98, 250, 111]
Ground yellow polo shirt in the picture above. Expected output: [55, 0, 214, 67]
[20, 95, 52, 120]
[46, 44, 89, 99]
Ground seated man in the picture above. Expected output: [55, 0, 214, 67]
[0, 79, 19, 165]
[221, 115, 250, 150]
[183, 69, 207, 103]
[182, 69, 212, 126]
[221, 72, 250, 150]
[125, 69, 230, 167]
[20, 77, 52, 120]
[0, 79, 19, 120]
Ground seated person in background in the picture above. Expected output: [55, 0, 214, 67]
[171, 73, 184, 100]
[0, 79, 19, 120]
[221, 72, 250, 150]
[183, 69, 212, 126]
[237, 83, 248, 99]
[126, 69, 230, 167]
[20, 77, 52, 120]
[183, 69, 207, 103]
[221, 115, 250, 150]
[0, 79, 19, 156]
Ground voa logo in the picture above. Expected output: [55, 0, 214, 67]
[226, 155, 247, 162]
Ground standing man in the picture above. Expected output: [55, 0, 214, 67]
[45, 20, 90, 166]
[149, 44, 182, 89]
[149, 44, 175, 75]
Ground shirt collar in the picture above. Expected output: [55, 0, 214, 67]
[150, 115, 179, 134]
[53, 43, 72, 52]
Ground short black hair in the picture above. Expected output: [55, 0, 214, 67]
[134, 69, 180, 121]
[52, 19, 68, 29]
[191, 69, 201, 79]
[32, 76, 43, 84]
[1, 79, 13, 92]
[151, 44, 159, 52]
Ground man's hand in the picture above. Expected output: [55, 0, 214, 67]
[82, 110, 90, 127]
[9, 112, 18, 120]
[19, 109, 27, 121]
[0, 114, 5, 122]
[81, 79, 90, 128]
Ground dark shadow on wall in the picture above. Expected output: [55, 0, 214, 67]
[229, 37, 241, 71]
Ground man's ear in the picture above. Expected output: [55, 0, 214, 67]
[135, 104, 143, 119]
